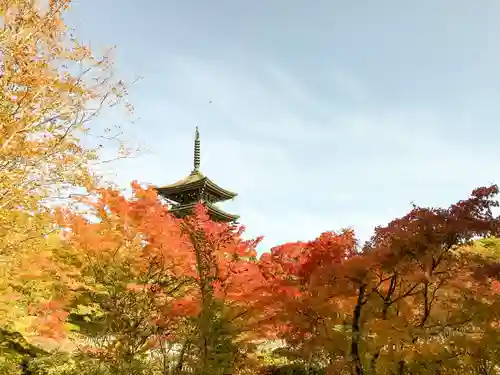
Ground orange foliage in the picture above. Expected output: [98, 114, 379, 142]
[11, 174, 500, 374]
[258, 185, 500, 374]
[52, 182, 268, 369]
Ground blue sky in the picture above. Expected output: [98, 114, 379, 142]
[66, 1, 500, 252]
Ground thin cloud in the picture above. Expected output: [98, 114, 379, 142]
[97, 56, 500, 252]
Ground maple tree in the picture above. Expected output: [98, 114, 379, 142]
[178, 204, 267, 375]
[0, 0, 131, 372]
[458, 237, 500, 374]
[51, 182, 190, 374]
[259, 186, 500, 375]
[50, 182, 267, 375]
[1, 3, 500, 374]
[258, 230, 358, 373]
[348, 185, 500, 375]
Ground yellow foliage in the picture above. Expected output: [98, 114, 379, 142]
[0, 0, 130, 349]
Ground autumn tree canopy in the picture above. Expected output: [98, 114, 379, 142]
[1, 1, 500, 375]
[259, 186, 500, 375]
[0, 0, 131, 372]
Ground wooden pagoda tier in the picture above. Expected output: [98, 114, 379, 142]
[155, 127, 239, 223]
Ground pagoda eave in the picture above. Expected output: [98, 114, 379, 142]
[205, 201, 239, 222]
[155, 175, 237, 202]
[169, 202, 239, 223]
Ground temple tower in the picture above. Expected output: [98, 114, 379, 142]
[155, 127, 239, 222]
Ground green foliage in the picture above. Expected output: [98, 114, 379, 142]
[470, 236, 500, 258]
[0, 352, 23, 375]
[29, 352, 79, 375]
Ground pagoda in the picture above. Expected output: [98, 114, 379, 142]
[155, 127, 239, 223]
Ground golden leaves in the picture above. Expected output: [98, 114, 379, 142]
[0, 0, 134, 350]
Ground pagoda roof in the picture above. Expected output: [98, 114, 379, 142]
[155, 127, 237, 203]
[170, 201, 239, 222]
[155, 126, 239, 222]
[155, 171, 237, 202]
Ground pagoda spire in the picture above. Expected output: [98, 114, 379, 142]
[192, 126, 200, 174]
[155, 126, 239, 223]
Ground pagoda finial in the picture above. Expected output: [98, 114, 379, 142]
[193, 126, 200, 173]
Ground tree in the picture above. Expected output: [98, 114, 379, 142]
[178, 204, 265, 375]
[458, 237, 500, 374]
[0, 0, 130, 370]
[55, 182, 267, 375]
[53, 182, 192, 374]
[355, 185, 500, 374]
[261, 186, 500, 375]
[258, 230, 358, 373]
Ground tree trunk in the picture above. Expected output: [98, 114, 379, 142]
[351, 284, 366, 375]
